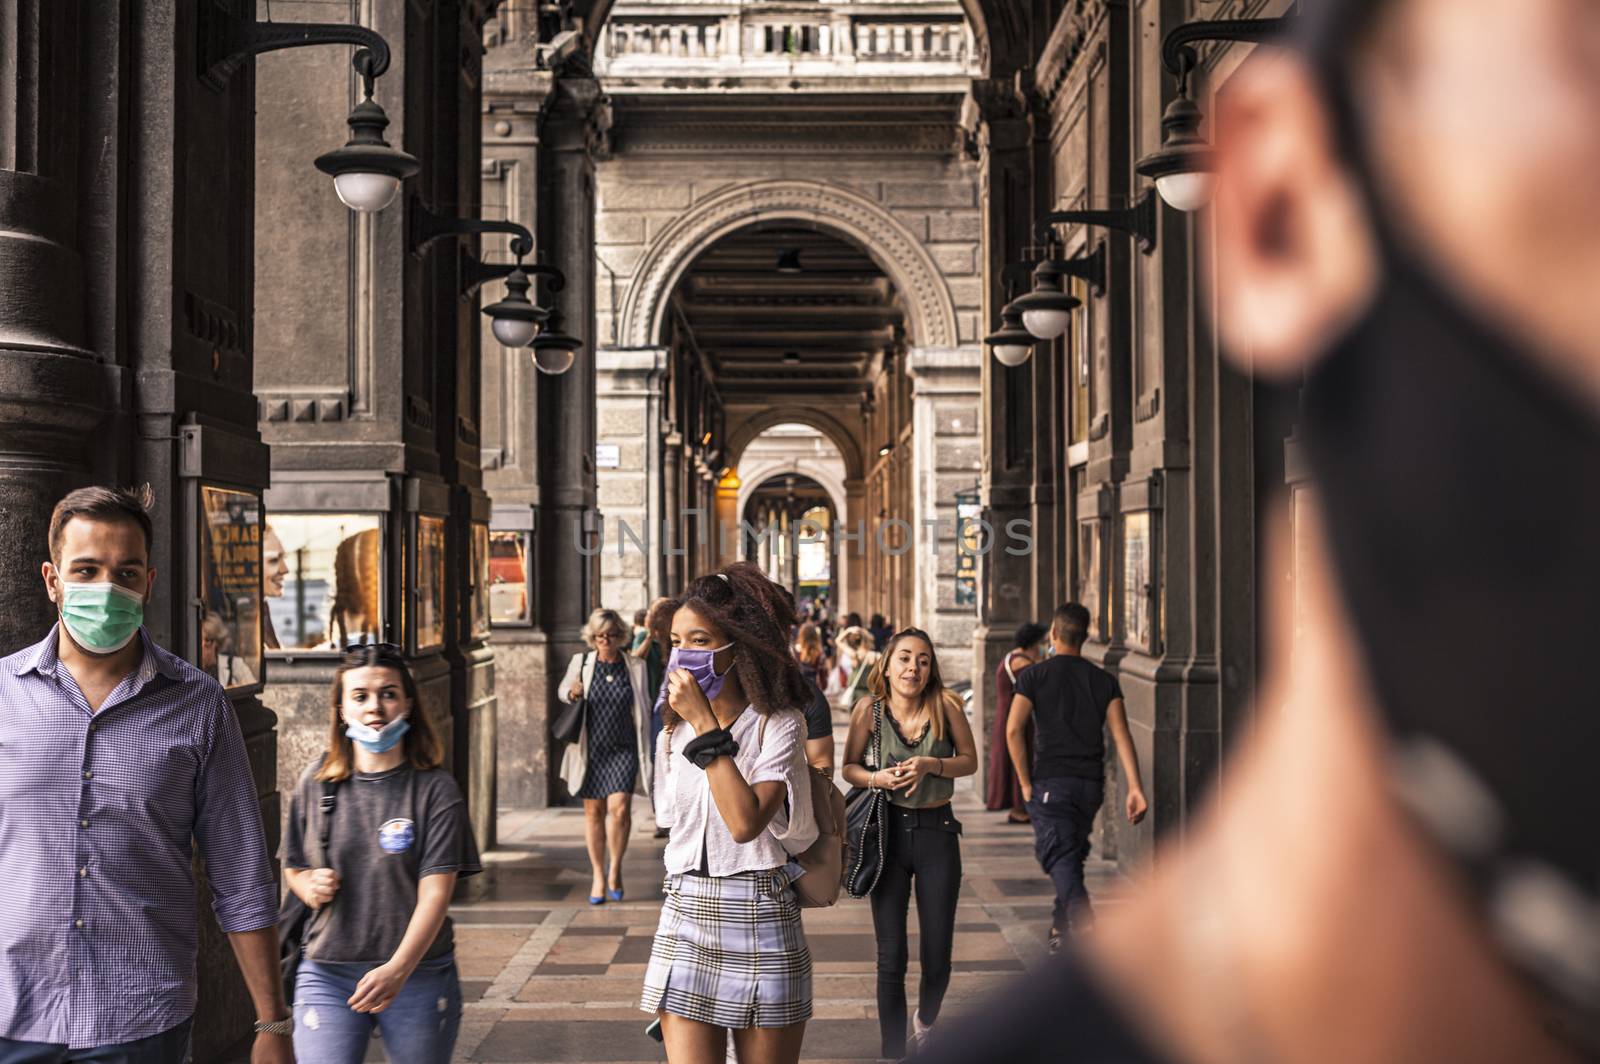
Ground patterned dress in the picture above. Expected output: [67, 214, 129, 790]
[576, 657, 638, 798]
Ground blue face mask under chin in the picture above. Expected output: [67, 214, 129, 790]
[346, 715, 411, 754]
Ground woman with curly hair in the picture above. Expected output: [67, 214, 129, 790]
[642, 563, 819, 1064]
[841, 628, 977, 1059]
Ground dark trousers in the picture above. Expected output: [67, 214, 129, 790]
[870, 804, 962, 1058]
[1028, 775, 1104, 934]
[0, 1019, 192, 1064]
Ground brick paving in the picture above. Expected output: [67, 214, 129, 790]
[431, 778, 1126, 1063]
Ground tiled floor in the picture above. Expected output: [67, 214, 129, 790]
[436, 783, 1126, 1063]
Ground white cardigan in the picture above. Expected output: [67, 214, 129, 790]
[556, 650, 654, 797]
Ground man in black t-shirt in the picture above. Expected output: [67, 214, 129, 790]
[1008, 603, 1147, 947]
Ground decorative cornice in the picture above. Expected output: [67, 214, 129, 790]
[1035, 0, 1103, 107]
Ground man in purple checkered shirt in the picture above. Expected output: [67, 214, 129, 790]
[0, 487, 293, 1063]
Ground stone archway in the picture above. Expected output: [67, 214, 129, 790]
[618, 180, 960, 352]
[725, 405, 866, 485]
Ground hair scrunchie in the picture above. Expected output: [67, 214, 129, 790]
[682, 727, 739, 769]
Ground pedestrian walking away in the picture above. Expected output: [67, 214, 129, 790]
[1007, 604, 1146, 950]
[643, 563, 819, 1064]
[282, 642, 482, 1064]
[560, 608, 655, 903]
[841, 628, 978, 1060]
[986, 622, 1049, 823]
[0, 486, 288, 1061]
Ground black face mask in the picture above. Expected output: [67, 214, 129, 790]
[1294, 2, 1600, 1047]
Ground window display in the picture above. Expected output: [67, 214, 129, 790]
[264, 514, 384, 651]
[199, 487, 263, 688]
[416, 515, 447, 651]
[470, 522, 491, 639]
[489, 530, 531, 625]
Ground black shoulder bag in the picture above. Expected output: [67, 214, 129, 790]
[279, 780, 337, 1004]
[844, 698, 889, 898]
[552, 653, 590, 744]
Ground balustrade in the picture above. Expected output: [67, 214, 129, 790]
[598, 14, 971, 68]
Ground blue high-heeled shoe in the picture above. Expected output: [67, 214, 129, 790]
[606, 887, 624, 903]
[588, 893, 606, 905]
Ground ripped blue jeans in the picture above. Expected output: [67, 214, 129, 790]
[292, 955, 462, 1064]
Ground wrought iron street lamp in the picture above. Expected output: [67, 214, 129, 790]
[199, 3, 419, 211]
[530, 311, 582, 376]
[1136, 16, 1296, 212]
[1006, 242, 1106, 340]
[1035, 190, 1159, 254]
[410, 198, 566, 350]
[985, 262, 1040, 367]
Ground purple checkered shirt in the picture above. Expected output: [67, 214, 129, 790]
[0, 626, 279, 1048]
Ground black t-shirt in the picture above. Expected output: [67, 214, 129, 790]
[285, 761, 483, 964]
[1011, 654, 1122, 781]
[802, 677, 832, 741]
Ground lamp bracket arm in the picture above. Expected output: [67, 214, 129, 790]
[1159, 16, 1297, 78]
[1040, 242, 1108, 297]
[411, 197, 536, 257]
[199, 4, 392, 91]
[1035, 190, 1157, 254]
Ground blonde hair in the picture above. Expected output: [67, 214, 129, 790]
[582, 608, 628, 648]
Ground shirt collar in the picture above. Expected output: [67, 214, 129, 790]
[10, 624, 183, 684]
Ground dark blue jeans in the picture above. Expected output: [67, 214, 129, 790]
[0, 1019, 191, 1063]
[1028, 775, 1104, 934]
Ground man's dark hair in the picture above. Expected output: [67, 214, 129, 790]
[869, 613, 886, 629]
[633, 608, 647, 628]
[48, 485, 155, 562]
[1052, 603, 1091, 649]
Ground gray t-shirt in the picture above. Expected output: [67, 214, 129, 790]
[284, 761, 482, 964]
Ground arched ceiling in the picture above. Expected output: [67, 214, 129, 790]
[671, 223, 904, 399]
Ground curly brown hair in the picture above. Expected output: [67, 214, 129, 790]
[663, 562, 809, 728]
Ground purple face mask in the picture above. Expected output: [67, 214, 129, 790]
[659, 642, 734, 710]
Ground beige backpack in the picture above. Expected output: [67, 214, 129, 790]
[761, 715, 847, 908]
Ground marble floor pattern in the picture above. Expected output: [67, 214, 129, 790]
[423, 780, 1126, 1063]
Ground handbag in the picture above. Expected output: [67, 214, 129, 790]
[278, 780, 338, 1004]
[552, 653, 590, 744]
[844, 698, 889, 898]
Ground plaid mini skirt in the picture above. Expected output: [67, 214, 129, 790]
[639, 864, 813, 1028]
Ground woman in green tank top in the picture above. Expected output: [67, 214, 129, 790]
[840, 628, 977, 1059]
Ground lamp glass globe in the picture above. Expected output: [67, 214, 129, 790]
[1022, 307, 1072, 340]
[993, 343, 1032, 367]
[1155, 170, 1216, 213]
[492, 317, 538, 348]
[333, 171, 401, 213]
[534, 347, 576, 375]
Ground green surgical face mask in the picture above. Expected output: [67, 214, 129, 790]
[59, 581, 145, 653]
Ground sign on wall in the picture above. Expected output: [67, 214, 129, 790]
[596, 443, 620, 469]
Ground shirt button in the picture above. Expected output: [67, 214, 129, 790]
[74, 919, 84, 929]
[82, 770, 92, 780]
[79, 819, 89, 828]
[79, 866, 88, 878]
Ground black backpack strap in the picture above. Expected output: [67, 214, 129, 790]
[317, 781, 338, 865]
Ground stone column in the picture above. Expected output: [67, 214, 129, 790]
[842, 477, 867, 618]
[968, 79, 1039, 797]
[662, 430, 685, 592]
[597, 347, 666, 611]
[907, 346, 983, 685]
[535, 78, 608, 799]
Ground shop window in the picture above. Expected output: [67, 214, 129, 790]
[415, 515, 448, 652]
[470, 522, 492, 638]
[264, 514, 384, 652]
[488, 530, 532, 625]
[199, 487, 263, 688]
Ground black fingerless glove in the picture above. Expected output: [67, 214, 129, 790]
[682, 727, 739, 769]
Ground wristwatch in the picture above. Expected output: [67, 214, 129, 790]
[254, 1017, 293, 1036]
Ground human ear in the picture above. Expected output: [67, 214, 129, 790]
[1211, 52, 1379, 376]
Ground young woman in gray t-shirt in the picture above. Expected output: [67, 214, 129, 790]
[282, 643, 482, 1063]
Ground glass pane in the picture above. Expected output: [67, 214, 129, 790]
[265, 514, 383, 652]
[1078, 519, 1102, 642]
[200, 487, 262, 688]
[1124, 511, 1152, 651]
[416, 515, 448, 651]
[489, 530, 531, 625]
[471, 523, 492, 638]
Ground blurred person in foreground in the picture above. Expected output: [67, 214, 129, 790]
[920, 1, 1600, 1061]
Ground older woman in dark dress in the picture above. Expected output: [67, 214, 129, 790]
[558, 609, 653, 904]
